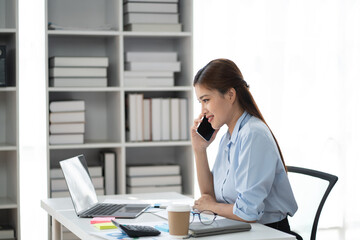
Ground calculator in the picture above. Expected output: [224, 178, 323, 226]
[111, 220, 161, 238]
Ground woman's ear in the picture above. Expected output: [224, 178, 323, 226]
[227, 88, 237, 104]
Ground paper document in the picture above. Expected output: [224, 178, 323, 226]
[90, 221, 172, 240]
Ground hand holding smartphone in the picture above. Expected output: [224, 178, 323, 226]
[196, 116, 215, 141]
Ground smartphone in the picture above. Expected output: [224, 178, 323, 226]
[196, 116, 215, 141]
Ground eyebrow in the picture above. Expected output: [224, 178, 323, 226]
[199, 94, 210, 100]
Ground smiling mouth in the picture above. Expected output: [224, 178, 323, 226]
[207, 115, 214, 123]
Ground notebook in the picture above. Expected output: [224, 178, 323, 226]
[60, 155, 150, 218]
[188, 218, 251, 237]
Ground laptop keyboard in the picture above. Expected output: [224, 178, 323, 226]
[82, 203, 125, 216]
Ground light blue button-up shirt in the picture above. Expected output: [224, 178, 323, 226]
[212, 111, 298, 224]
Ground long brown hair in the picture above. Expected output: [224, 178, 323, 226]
[194, 58, 287, 171]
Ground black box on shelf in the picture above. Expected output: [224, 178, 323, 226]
[0, 46, 6, 86]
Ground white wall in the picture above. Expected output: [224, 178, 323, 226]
[19, 0, 48, 239]
[193, 0, 360, 239]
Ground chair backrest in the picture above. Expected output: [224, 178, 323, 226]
[287, 166, 338, 240]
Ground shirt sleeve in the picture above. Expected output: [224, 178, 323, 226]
[232, 128, 279, 221]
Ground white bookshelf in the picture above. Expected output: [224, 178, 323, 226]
[45, 0, 193, 200]
[0, 0, 19, 239]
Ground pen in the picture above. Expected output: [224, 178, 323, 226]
[153, 204, 167, 209]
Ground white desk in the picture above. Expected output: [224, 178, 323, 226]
[41, 192, 295, 240]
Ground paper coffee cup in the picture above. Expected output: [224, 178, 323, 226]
[167, 204, 191, 237]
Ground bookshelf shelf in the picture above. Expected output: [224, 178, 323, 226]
[47, 30, 120, 37]
[49, 142, 123, 150]
[124, 141, 191, 148]
[123, 31, 192, 38]
[0, 145, 16, 151]
[0, 29, 16, 33]
[123, 86, 193, 92]
[49, 87, 122, 92]
[45, 4, 194, 238]
[0, 197, 17, 209]
[0, 87, 16, 92]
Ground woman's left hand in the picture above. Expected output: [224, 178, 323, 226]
[193, 194, 217, 212]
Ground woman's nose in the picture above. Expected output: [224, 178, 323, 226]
[201, 107, 208, 116]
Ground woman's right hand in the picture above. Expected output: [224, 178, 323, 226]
[191, 114, 218, 153]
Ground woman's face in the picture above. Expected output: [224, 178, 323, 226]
[195, 84, 233, 130]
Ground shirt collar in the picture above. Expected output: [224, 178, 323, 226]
[228, 111, 250, 145]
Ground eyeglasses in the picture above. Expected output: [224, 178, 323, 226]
[190, 210, 217, 225]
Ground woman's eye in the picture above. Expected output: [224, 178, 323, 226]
[203, 99, 209, 103]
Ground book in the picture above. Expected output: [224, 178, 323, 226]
[49, 134, 84, 145]
[151, 98, 162, 141]
[127, 175, 181, 187]
[49, 123, 85, 134]
[0, 225, 14, 239]
[50, 166, 103, 179]
[127, 165, 180, 177]
[124, 23, 182, 32]
[124, 13, 179, 25]
[123, 2, 178, 13]
[125, 52, 177, 62]
[49, 100, 85, 112]
[125, 62, 181, 72]
[180, 99, 188, 140]
[127, 185, 182, 194]
[124, 70, 174, 87]
[49, 57, 109, 67]
[0, 46, 6, 86]
[127, 94, 137, 142]
[50, 77, 107, 87]
[170, 98, 180, 140]
[100, 151, 116, 195]
[49, 111, 85, 123]
[51, 188, 104, 198]
[161, 98, 170, 141]
[143, 99, 151, 141]
[51, 176, 104, 191]
[124, 77, 174, 87]
[49, 67, 107, 77]
[136, 94, 144, 141]
[124, 71, 173, 78]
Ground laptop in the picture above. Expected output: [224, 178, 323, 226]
[60, 155, 150, 218]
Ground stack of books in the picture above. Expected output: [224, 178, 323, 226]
[49, 56, 108, 87]
[123, 0, 181, 32]
[50, 165, 104, 198]
[124, 51, 179, 87]
[126, 165, 182, 194]
[0, 225, 15, 240]
[49, 100, 86, 145]
[126, 94, 188, 142]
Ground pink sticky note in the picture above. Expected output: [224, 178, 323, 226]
[90, 217, 116, 224]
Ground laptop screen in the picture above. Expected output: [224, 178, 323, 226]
[60, 155, 98, 214]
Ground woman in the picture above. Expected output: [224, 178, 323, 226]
[191, 58, 300, 238]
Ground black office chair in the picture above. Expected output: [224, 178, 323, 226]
[287, 166, 338, 240]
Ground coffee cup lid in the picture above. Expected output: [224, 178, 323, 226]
[166, 204, 191, 212]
